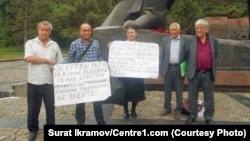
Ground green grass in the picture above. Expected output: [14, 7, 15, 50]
[0, 46, 24, 59]
[0, 46, 69, 60]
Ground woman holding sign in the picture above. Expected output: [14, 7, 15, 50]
[119, 27, 146, 119]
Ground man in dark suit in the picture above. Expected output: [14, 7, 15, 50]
[185, 18, 218, 125]
[159, 23, 188, 120]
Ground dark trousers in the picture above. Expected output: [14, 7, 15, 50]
[188, 71, 215, 120]
[75, 100, 105, 125]
[123, 101, 138, 114]
[163, 65, 184, 113]
[27, 83, 55, 132]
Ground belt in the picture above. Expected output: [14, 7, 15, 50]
[196, 69, 211, 74]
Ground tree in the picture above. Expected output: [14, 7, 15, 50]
[48, 0, 117, 47]
[2, 0, 248, 46]
[5, 0, 52, 46]
[0, 0, 10, 47]
[167, 0, 248, 34]
[4, 0, 117, 47]
[167, 0, 205, 34]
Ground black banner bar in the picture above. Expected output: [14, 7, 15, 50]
[44, 125, 249, 140]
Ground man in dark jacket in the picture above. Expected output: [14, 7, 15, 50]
[185, 18, 218, 125]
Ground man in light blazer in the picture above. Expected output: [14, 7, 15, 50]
[185, 18, 218, 125]
[159, 23, 188, 120]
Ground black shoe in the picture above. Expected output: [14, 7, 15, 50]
[205, 120, 213, 125]
[131, 112, 137, 118]
[29, 132, 37, 141]
[185, 117, 196, 125]
[123, 113, 129, 119]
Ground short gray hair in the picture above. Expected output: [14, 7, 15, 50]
[195, 19, 209, 29]
[169, 22, 180, 30]
[37, 21, 53, 30]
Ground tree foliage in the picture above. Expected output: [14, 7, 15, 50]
[167, 0, 248, 34]
[3, 0, 116, 47]
[0, 0, 248, 47]
[4, 0, 52, 46]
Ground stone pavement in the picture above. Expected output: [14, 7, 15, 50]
[0, 91, 250, 141]
[0, 60, 249, 140]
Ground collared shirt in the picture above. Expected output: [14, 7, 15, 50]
[169, 35, 181, 64]
[24, 37, 63, 85]
[63, 38, 103, 63]
[196, 35, 212, 70]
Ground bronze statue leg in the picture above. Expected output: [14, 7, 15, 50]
[123, 0, 175, 29]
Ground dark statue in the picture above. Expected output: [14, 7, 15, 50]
[95, 0, 250, 95]
[101, 0, 175, 29]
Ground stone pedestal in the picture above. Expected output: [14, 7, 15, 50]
[12, 82, 27, 97]
[93, 26, 250, 91]
[94, 26, 250, 71]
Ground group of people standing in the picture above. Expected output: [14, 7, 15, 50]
[24, 18, 217, 141]
[159, 19, 218, 126]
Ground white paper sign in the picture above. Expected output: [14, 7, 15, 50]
[53, 61, 111, 106]
[109, 41, 159, 78]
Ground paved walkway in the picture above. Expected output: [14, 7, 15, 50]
[0, 91, 250, 140]
[0, 60, 249, 140]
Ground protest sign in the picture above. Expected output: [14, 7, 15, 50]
[109, 41, 159, 78]
[53, 61, 111, 106]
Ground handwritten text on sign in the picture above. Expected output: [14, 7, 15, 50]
[53, 61, 111, 106]
[109, 41, 159, 78]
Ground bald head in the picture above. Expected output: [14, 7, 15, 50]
[80, 23, 92, 30]
[79, 23, 92, 42]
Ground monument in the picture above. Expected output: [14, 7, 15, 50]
[96, 0, 175, 61]
[94, 0, 250, 92]
[101, 0, 175, 29]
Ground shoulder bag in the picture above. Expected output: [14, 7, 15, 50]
[78, 39, 93, 62]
